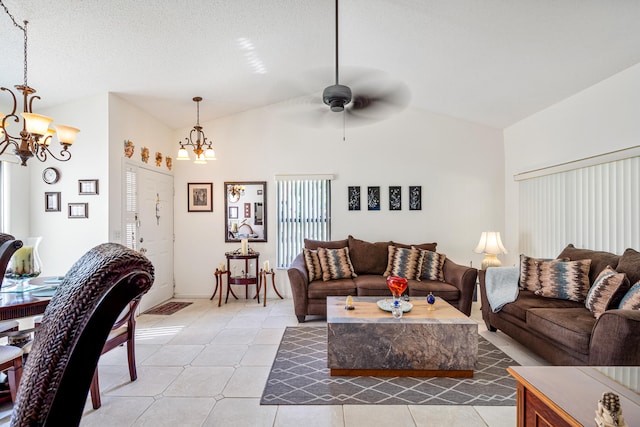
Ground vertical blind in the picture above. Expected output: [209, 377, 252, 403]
[518, 156, 640, 257]
[276, 176, 332, 268]
[124, 166, 138, 251]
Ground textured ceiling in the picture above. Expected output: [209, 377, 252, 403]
[1, 0, 639, 130]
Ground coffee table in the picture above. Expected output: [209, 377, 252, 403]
[326, 296, 478, 377]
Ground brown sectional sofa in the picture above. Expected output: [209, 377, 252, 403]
[287, 235, 478, 322]
[479, 244, 640, 366]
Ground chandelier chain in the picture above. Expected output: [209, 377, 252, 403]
[0, 1, 28, 86]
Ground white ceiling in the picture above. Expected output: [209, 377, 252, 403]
[1, 0, 639, 130]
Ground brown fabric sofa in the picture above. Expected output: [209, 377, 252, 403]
[287, 235, 478, 322]
[479, 244, 640, 366]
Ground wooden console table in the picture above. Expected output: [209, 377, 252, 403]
[508, 366, 640, 427]
[225, 252, 260, 304]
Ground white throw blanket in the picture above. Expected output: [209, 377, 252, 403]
[485, 266, 519, 313]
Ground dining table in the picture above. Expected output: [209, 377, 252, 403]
[0, 276, 60, 321]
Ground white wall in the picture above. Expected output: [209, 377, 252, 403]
[28, 94, 110, 276]
[504, 63, 640, 262]
[174, 105, 504, 298]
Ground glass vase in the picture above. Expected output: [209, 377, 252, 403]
[5, 236, 43, 287]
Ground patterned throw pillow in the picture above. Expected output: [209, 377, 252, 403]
[619, 281, 640, 310]
[585, 266, 630, 319]
[383, 245, 425, 280]
[317, 247, 357, 281]
[519, 255, 568, 292]
[420, 249, 446, 281]
[303, 248, 323, 282]
[535, 259, 591, 302]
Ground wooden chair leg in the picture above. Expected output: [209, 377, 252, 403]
[126, 338, 137, 381]
[90, 369, 101, 409]
[7, 359, 22, 403]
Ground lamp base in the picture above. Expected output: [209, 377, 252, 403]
[481, 254, 502, 270]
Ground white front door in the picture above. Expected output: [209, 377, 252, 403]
[123, 164, 174, 312]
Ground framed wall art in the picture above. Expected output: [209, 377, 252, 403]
[45, 192, 61, 212]
[367, 186, 381, 211]
[348, 186, 361, 211]
[389, 186, 401, 211]
[228, 206, 238, 219]
[188, 182, 213, 212]
[68, 203, 88, 219]
[78, 179, 99, 195]
[409, 186, 422, 210]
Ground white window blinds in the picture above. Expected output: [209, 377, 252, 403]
[518, 155, 640, 257]
[276, 175, 333, 268]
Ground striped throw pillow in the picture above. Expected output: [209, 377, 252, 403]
[420, 249, 446, 281]
[383, 245, 425, 280]
[619, 281, 640, 310]
[303, 248, 323, 282]
[535, 259, 591, 302]
[317, 247, 357, 281]
[585, 266, 630, 318]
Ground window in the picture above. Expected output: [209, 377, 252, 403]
[276, 175, 333, 268]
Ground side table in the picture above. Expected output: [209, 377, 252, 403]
[257, 269, 284, 307]
[210, 269, 229, 307]
[225, 252, 260, 304]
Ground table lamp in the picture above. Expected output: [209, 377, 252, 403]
[474, 231, 507, 270]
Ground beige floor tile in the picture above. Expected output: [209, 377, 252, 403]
[212, 327, 260, 344]
[106, 366, 183, 396]
[202, 398, 277, 427]
[274, 405, 345, 427]
[191, 344, 248, 366]
[473, 405, 517, 427]
[131, 397, 215, 427]
[343, 405, 415, 427]
[140, 344, 204, 366]
[223, 366, 271, 398]
[163, 366, 234, 396]
[252, 328, 285, 344]
[167, 324, 223, 345]
[80, 396, 155, 426]
[240, 344, 279, 366]
[408, 405, 487, 426]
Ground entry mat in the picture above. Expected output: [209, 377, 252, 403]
[143, 301, 192, 315]
[261, 326, 518, 406]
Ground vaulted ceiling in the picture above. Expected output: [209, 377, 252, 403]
[1, 0, 639, 130]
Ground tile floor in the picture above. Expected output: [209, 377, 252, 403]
[0, 296, 548, 426]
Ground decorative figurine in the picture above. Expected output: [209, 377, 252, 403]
[345, 295, 354, 310]
[391, 299, 403, 318]
[595, 392, 627, 427]
[141, 146, 150, 163]
[124, 140, 135, 158]
[166, 156, 173, 171]
[427, 292, 436, 310]
[155, 152, 163, 167]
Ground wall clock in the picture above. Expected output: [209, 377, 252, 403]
[42, 167, 61, 184]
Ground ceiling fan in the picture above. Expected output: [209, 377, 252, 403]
[278, 0, 410, 128]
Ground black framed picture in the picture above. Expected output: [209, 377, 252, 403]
[78, 179, 99, 195]
[367, 186, 380, 211]
[68, 203, 88, 218]
[409, 186, 422, 211]
[188, 182, 213, 212]
[389, 186, 401, 211]
[348, 186, 361, 211]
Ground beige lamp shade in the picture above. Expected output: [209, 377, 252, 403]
[54, 124, 80, 145]
[204, 147, 216, 160]
[177, 147, 190, 160]
[194, 152, 207, 164]
[474, 231, 507, 269]
[21, 112, 53, 137]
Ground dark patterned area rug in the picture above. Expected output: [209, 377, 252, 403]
[143, 301, 192, 315]
[261, 327, 518, 406]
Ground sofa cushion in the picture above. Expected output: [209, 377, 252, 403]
[535, 259, 591, 303]
[307, 278, 356, 299]
[303, 249, 323, 282]
[317, 247, 357, 281]
[619, 281, 640, 310]
[500, 290, 583, 322]
[419, 250, 446, 282]
[354, 275, 391, 296]
[408, 280, 460, 300]
[347, 235, 391, 275]
[556, 244, 620, 284]
[383, 245, 425, 280]
[616, 248, 640, 286]
[526, 308, 595, 355]
[304, 238, 349, 250]
[585, 266, 630, 318]
[391, 241, 437, 252]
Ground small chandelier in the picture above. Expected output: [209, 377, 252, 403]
[177, 96, 216, 164]
[0, 3, 80, 166]
[227, 184, 245, 202]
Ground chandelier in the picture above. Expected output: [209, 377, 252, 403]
[177, 97, 216, 164]
[0, 2, 80, 166]
[227, 184, 245, 202]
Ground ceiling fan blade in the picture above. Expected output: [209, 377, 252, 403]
[348, 80, 411, 119]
